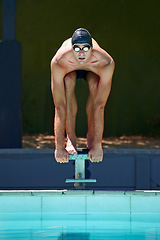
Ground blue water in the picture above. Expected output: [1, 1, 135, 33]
[0, 212, 160, 239]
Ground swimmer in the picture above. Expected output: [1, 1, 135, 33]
[51, 28, 115, 163]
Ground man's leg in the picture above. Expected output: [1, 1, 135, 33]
[86, 72, 104, 162]
[64, 71, 78, 154]
[86, 72, 99, 149]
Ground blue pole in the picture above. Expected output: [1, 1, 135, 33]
[3, 0, 16, 40]
[0, 0, 22, 148]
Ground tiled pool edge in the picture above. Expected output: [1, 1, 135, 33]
[0, 190, 160, 214]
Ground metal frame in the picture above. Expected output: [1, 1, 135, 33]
[65, 149, 97, 189]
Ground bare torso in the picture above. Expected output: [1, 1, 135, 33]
[51, 38, 113, 78]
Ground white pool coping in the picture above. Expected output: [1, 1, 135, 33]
[0, 190, 160, 196]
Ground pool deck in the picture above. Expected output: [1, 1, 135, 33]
[22, 135, 160, 149]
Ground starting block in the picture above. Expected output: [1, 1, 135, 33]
[65, 148, 97, 189]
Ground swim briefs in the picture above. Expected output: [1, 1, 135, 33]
[76, 70, 89, 81]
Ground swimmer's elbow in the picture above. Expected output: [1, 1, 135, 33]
[51, 58, 57, 67]
[108, 58, 115, 68]
[51, 59, 55, 70]
[51, 58, 59, 74]
[104, 58, 115, 72]
[111, 58, 115, 67]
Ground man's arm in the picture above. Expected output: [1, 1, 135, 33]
[51, 60, 69, 162]
[89, 59, 115, 161]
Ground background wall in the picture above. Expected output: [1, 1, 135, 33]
[0, 1, 2, 39]
[1, 0, 159, 137]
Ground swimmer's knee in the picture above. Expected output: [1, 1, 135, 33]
[87, 72, 100, 94]
[65, 71, 76, 80]
[64, 71, 76, 91]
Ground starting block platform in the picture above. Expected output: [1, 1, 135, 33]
[65, 148, 97, 189]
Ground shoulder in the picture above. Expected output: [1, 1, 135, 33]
[92, 38, 114, 66]
[92, 38, 100, 48]
[51, 38, 72, 64]
[57, 38, 72, 54]
[61, 38, 72, 48]
[92, 50, 114, 70]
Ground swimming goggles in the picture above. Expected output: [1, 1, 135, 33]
[73, 45, 91, 52]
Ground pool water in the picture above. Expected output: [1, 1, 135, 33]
[0, 191, 160, 239]
[0, 212, 160, 240]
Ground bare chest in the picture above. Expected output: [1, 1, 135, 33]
[60, 55, 102, 76]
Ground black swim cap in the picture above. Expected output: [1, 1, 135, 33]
[72, 28, 92, 47]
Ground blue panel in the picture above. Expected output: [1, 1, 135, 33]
[87, 155, 135, 188]
[0, 41, 22, 148]
[136, 155, 150, 189]
[0, 153, 74, 188]
[151, 157, 160, 189]
[3, 0, 16, 40]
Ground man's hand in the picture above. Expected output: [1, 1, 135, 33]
[88, 147, 103, 163]
[55, 148, 69, 163]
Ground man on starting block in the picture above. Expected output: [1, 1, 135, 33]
[51, 28, 114, 163]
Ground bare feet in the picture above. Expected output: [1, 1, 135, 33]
[65, 137, 77, 155]
[55, 148, 69, 163]
[88, 146, 103, 162]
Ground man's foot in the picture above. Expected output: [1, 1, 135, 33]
[55, 148, 69, 163]
[65, 137, 77, 155]
[88, 146, 103, 162]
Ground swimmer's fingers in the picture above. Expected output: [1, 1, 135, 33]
[54, 149, 69, 163]
[56, 158, 69, 163]
[88, 149, 103, 163]
[90, 156, 102, 163]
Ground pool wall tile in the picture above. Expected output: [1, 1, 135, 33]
[0, 219, 42, 230]
[131, 197, 160, 213]
[1, 191, 160, 214]
[42, 196, 86, 213]
[0, 197, 41, 213]
[86, 196, 130, 213]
